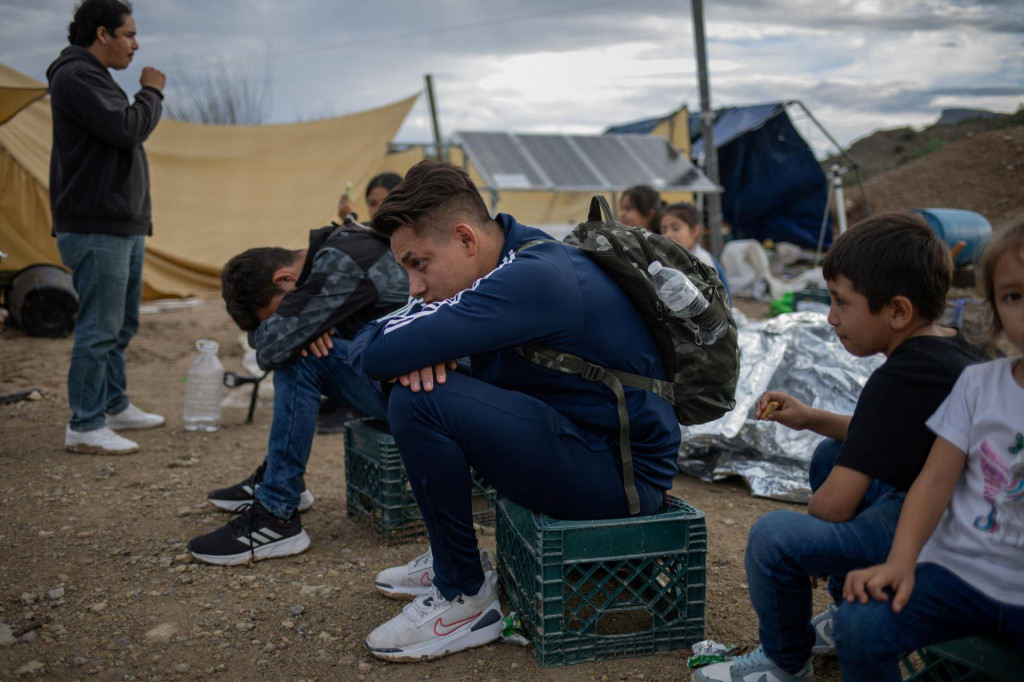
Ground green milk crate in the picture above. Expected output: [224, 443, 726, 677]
[343, 418, 495, 543]
[901, 636, 1024, 682]
[495, 495, 707, 667]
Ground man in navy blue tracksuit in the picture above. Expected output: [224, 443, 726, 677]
[349, 161, 680, 662]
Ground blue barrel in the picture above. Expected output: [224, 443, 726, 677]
[911, 208, 992, 267]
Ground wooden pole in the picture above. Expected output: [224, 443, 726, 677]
[425, 74, 445, 162]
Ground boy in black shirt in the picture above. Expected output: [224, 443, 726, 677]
[694, 213, 980, 682]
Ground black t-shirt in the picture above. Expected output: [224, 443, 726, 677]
[836, 333, 982, 491]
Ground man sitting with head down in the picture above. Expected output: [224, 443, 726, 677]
[348, 160, 682, 661]
[187, 219, 408, 565]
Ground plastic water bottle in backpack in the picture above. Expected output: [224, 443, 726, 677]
[184, 339, 224, 431]
[647, 261, 728, 345]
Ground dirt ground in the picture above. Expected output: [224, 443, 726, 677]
[0, 297, 842, 681]
[846, 126, 1024, 233]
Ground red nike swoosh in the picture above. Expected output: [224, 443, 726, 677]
[419, 571, 432, 587]
[433, 612, 481, 636]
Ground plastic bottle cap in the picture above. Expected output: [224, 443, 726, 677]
[196, 339, 219, 353]
[647, 261, 663, 276]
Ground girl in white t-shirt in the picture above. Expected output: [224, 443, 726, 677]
[833, 222, 1024, 682]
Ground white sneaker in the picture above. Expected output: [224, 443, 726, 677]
[106, 403, 165, 430]
[811, 602, 838, 654]
[65, 425, 139, 455]
[365, 570, 504, 662]
[374, 546, 493, 600]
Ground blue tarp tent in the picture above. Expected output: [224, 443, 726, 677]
[609, 102, 832, 249]
[692, 103, 831, 249]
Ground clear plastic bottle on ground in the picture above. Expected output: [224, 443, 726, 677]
[184, 339, 224, 432]
[647, 261, 728, 345]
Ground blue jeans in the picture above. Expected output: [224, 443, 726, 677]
[56, 233, 145, 432]
[809, 438, 897, 603]
[255, 338, 386, 519]
[744, 438, 905, 672]
[834, 563, 1024, 682]
[387, 371, 666, 601]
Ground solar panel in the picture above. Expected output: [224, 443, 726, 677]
[517, 135, 602, 189]
[456, 131, 545, 189]
[455, 131, 719, 193]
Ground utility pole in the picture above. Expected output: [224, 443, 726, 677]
[425, 74, 445, 162]
[691, 0, 723, 258]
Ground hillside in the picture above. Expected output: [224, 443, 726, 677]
[825, 108, 1024, 185]
[843, 125, 1024, 232]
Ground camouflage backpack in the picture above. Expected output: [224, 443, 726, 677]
[516, 196, 740, 514]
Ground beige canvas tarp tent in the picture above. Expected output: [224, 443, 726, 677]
[0, 62, 416, 299]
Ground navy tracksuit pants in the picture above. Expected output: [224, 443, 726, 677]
[387, 371, 666, 600]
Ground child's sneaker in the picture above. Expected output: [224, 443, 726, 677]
[188, 502, 310, 565]
[692, 645, 813, 682]
[374, 546, 493, 599]
[206, 462, 314, 512]
[811, 602, 838, 654]
[365, 570, 503, 661]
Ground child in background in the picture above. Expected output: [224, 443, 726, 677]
[618, 185, 663, 233]
[694, 213, 982, 682]
[660, 201, 730, 301]
[338, 172, 403, 223]
[836, 222, 1024, 682]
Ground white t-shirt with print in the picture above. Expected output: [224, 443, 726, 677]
[921, 356, 1024, 606]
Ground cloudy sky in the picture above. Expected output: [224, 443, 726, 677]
[2, 0, 1021, 154]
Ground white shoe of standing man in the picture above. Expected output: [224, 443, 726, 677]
[105, 403, 165, 430]
[365, 569, 504, 662]
[64, 425, 138, 455]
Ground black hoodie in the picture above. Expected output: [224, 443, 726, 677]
[46, 46, 163, 236]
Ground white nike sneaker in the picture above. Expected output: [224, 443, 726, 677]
[811, 601, 838, 654]
[365, 570, 504, 662]
[106, 403, 165, 430]
[65, 425, 138, 455]
[374, 546, 493, 600]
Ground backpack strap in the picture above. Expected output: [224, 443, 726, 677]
[515, 345, 641, 515]
[589, 195, 616, 223]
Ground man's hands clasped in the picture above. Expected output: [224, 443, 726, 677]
[391, 360, 459, 392]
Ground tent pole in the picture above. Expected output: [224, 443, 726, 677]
[690, 0, 724, 259]
[425, 74, 445, 162]
[787, 100, 871, 215]
[831, 164, 849, 234]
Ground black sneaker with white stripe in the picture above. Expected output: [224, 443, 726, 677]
[188, 502, 310, 565]
[206, 462, 314, 513]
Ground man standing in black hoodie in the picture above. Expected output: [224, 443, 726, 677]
[48, 0, 166, 455]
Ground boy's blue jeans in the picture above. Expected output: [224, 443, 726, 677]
[57, 233, 145, 432]
[834, 562, 1024, 682]
[386, 371, 667, 602]
[745, 438, 904, 673]
[255, 338, 386, 519]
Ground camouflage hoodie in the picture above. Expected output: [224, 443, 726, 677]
[250, 223, 408, 370]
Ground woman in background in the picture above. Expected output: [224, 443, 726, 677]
[618, 185, 663, 234]
[338, 172, 403, 223]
